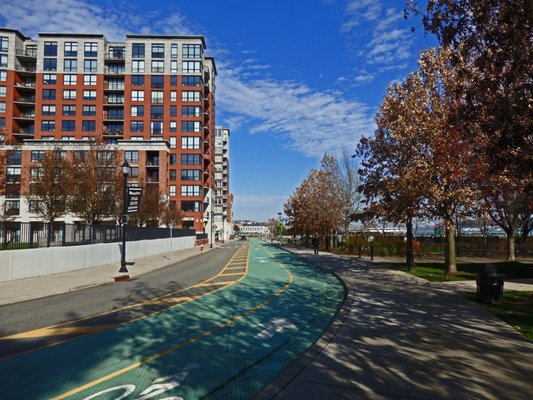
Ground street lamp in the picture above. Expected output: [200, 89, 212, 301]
[210, 210, 214, 248]
[119, 160, 130, 273]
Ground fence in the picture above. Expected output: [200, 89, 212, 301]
[0, 221, 200, 250]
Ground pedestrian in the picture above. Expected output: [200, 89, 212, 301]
[312, 235, 319, 255]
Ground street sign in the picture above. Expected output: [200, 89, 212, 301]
[127, 186, 143, 213]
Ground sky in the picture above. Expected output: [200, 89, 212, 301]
[0, 0, 437, 222]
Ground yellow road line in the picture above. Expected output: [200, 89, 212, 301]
[225, 266, 246, 270]
[219, 272, 245, 277]
[194, 281, 236, 287]
[52, 242, 291, 400]
[2, 325, 116, 340]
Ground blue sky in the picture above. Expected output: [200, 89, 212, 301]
[0, 0, 437, 222]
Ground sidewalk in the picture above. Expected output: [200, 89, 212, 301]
[0, 245, 211, 306]
[256, 246, 533, 400]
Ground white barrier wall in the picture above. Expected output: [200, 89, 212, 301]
[0, 236, 196, 282]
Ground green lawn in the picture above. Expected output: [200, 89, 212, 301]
[462, 291, 533, 342]
[384, 261, 533, 282]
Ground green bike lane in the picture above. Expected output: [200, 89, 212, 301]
[0, 239, 344, 399]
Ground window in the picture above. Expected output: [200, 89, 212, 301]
[171, 44, 178, 58]
[41, 120, 55, 131]
[44, 41, 58, 57]
[182, 61, 201, 73]
[42, 89, 56, 100]
[0, 55, 7, 68]
[150, 105, 163, 119]
[0, 117, 4, 128]
[31, 167, 44, 179]
[170, 60, 178, 73]
[132, 60, 145, 73]
[84, 74, 97, 86]
[63, 89, 76, 100]
[181, 169, 201, 181]
[63, 59, 77, 72]
[170, 91, 177, 101]
[151, 43, 164, 58]
[125, 150, 139, 163]
[150, 121, 163, 134]
[43, 58, 57, 71]
[84, 59, 97, 72]
[42, 74, 56, 85]
[4, 200, 20, 215]
[0, 70, 7, 81]
[182, 76, 202, 86]
[62, 136, 75, 140]
[131, 75, 144, 86]
[64, 42, 78, 57]
[82, 105, 96, 116]
[169, 136, 176, 148]
[182, 91, 201, 102]
[31, 150, 46, 162]
[0, 36, 8, 52]
[42, 105, 56, 115]
[62, 105, 76, 116]
[84, 42, 98, 57]
[182, 44, 202, 58]
[62, 120, 76, 132]
[151, 75, 164, 88]
[151, 60, 164, 73]
[63, 74, 77, 85]
[182, 136, 201, 149]
[169, 169, 176, 180]
[132, 43, 145, 58]
[130, 166, 139, 177]
[131, 90, 144, 101]
[131, 105, 144, 116]
[151, 91, 163, 103]
[82, 120, 96, 131]
[0, 86, 6, 98]
[169, 185, 176, 196]
[181, 201, 202, 212]
[182, 106, 201, 117]
[181, 154, 201, 165]
[83, 90, 97, 100]
[0, 101, 5, 113]
[170, 105, 177, 116]
[130, 121, 144, 132]
[170, 121, 177, 132]
[181, 185, 201, 196]
[182, 121, 201, 132]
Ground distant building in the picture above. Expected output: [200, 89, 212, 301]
[237, 224, 269, 236]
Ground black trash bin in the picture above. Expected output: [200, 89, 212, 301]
[476, 264, 504, 304]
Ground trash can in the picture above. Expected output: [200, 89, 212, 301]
[476, 264, 504, 304]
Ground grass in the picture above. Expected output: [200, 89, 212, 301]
[384, 261, 533, 282]
[462, 291, 533, 342]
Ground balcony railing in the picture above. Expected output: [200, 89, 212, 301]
[15, 49, 37, 57]
[13, 128, 35, 135]
[14, 96, 36, 103]
[15, 81, 36, 88]
[13, 112, 36, 119]
[102, 130, 123, 136]
[104, 97, 125, 104]
[105, 52, 125, 60]
[15, 65, 36, 72]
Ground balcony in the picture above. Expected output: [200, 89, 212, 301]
[103, 112, 124, 121]
[15, 81, 36, 90]
[104, 97, 125, 106]
[13, 112, 36, 120]
[14, 96, 36, 104]
[15, 64, 36, 74]
[104, 67, 125, 76]
[13, 128, 35, 136]
[104, 84, 125, 91]
[105, 52, 125, 61]
[15, 48, 37, 58]
[146, 158, 160, 167]
[102, 129, 123, 137]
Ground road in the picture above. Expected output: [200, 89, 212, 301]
[0, 239, 344, 399]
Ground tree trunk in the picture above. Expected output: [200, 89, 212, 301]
[406, 218, 414, 271]
[445, 219, 457, 274]
[506, 231, 516, 261]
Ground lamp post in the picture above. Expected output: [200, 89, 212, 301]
[119, 160, 130, 273]
[210, 210, 214, 248]
[368, 235, 375, 261]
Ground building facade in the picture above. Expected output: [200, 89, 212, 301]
[213, 126, 233, 241]
[0, 28, 217, 232]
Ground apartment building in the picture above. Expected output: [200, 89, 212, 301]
[0, 28, 217, 233]
[213, 126, 233, 241]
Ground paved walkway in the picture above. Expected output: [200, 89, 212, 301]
[256, 247, 533, 400]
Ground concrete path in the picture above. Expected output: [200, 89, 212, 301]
[257, 247, 533, 400]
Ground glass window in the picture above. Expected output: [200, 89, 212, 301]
[150, 121, 163, 134]
[63, 74, 77, 85]
[62, 120, 76, 132]
[150, 105, 163, 119]
[132, 60, 144, 73]
[171, 44, 178, 58]
[181, 169, 201, 181]
[131, 75, 144, 86]
[0, 117, 4, 128]
[82, 120, 96, 132]
[182, 61, 201, 74]
[132, 43, 145, 58]
[170, 60, 178, 73]
[41, 120, 55, 131]
[43, 58, 57, 71]
[181, 106, 201, 117]
[181, 121, 201, 132]
[84, 74, 97, 85]
[0, 54, 7, 68]
[170, 121, 177, 132]
[42, 105, 56, 115]
[63, 89, 76, 100]
[182, 44, 202, 59]
[151, 91, 163, 103]
[63, 59, 77, 72]
[0, 101, 5, 113]
[182, 91, 201, 102]
[0, 36, 8, 52]
[151, 75, 164, 88]
[181, 136, 201, 149]
[0, 70, 7, 81]
[131, 105, 144, 116]
[84, 59, 97, 72]
[182, 76, 202, 86]
[42, 89, 56, 100]
[169, 185, 176, 196]
[151, 60, 164, 73]
[44, 41, 58, 57]
[62, 105, 76, 116]
[125, 150, 139, 163]
[181, 185, 201, 196]
[169, 136, 176, 149]
[170, 105, 177, 116]
[83, 90, 97, 100]
[169, 169, 176, 180]
[131, 90, 144, 101]
[64, 42, 78, 57]
[170, 75, 178, 86]
[181, 201, 201, 212]
[0, 86, 6, 97]
[82, 105, 96, 116]
[151, 43, 164, 58]
[84, 42, 98, 57]
[130, 121, 144, 132]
